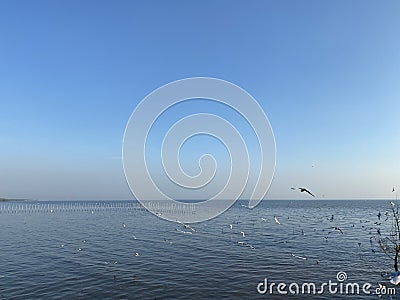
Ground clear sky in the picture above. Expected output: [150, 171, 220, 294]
[0, 0, 399, 200]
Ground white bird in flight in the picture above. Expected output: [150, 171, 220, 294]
[274, 216, 281, 225]
[390, 272, 400, 285]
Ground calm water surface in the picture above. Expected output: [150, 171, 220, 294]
[0, 200, 398, 299]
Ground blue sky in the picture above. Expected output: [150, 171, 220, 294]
[0, 0, 399, 200]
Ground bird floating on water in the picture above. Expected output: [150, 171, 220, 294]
[176, 220, 196, 232]
[241, 204, 254, 209]
[291, 253, 307, 260]
[176, 228, 192, 235]
[237, 241, 255, 249]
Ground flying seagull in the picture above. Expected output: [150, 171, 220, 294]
[390, 272, 400, 285]
[332, 226, 344, 234]
[291, 187, 315, 197]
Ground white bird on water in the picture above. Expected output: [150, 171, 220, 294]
[229, 224, 233, 230]
[240, 231, 245, 238]
[291, 253, 307, 260]
[176, 228, 193, 235]
[274, 216, 281, 225]
[238, 241, 255, 249]
[176, 220, 196, 232]
[241, 203, 255, 209]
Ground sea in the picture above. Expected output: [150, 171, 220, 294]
[0, 199, 398, 299]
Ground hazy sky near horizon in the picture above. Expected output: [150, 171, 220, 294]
[0, 0, 399, 200]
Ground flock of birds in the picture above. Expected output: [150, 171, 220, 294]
[170, 185, 400, 290]
[15, 185, 398, 295]
[53, 187, 321, 283]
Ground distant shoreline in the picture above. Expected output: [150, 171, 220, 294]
[0, 198, 29, 202]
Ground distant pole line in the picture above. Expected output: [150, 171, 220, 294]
[0, 201, 196, 215]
